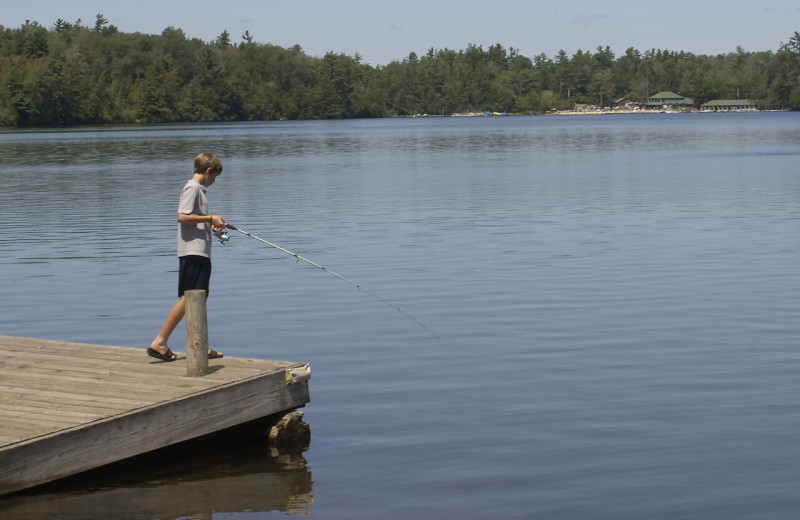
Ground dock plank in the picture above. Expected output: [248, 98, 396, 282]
[0, 385, 155, 409]
[0, 336, 310, 496]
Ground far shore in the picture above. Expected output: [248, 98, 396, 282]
[412, 108, 786, 118]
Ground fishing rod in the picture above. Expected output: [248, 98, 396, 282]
[215, 224, 440, 340]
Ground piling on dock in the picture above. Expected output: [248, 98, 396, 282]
[184, 289, 210, 378]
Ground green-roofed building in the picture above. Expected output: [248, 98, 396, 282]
[646, 91, 694, 109]
[699, 99, 759, 111]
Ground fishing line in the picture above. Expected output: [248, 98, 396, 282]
[217, 224, 440, 340]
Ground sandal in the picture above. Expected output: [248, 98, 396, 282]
[147, 347, 178, 362]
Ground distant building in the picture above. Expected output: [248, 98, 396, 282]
[699, 99, 759, 111]
[646, 91, 694, 109]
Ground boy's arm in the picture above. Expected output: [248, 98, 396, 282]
[178, 213, 226, 228]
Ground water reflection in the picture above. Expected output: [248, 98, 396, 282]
[0, 430, 313, 519]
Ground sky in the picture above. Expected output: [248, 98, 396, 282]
[5, 0, 800, 66]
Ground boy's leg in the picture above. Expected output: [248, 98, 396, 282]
[150, 296, 185, 358]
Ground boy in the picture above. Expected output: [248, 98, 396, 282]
[148, 153, 226, 362]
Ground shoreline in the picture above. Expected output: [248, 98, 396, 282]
[441, 108, 783, 117]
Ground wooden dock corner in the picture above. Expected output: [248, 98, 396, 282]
[0, 336, 311, 496]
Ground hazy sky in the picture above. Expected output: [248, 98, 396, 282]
[6, 0, 800, 65]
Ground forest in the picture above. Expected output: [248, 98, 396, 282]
[1, 15, 799, 126]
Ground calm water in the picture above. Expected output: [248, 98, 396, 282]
[1, 113, 799, 519]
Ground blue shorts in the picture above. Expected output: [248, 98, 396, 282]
[178, 256, 211, 297]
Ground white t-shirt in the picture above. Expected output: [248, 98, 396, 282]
[177, 179, 211, 258]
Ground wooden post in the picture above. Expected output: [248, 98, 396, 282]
[184, 289, 209, 377]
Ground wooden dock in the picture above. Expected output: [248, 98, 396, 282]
[0, 335, 311, 496]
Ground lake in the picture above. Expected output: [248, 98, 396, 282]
[1, 113, 799, 519]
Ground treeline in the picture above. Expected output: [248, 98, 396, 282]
[1, 15, 799, 126]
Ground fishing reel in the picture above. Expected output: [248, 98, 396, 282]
[213, 227, 230, 245]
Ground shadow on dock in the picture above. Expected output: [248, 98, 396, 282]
[0, 417, 313, 519]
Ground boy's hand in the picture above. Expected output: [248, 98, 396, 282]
[210, 214, 226, 229]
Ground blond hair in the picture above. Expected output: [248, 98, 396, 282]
[194, 153, 223, 175]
